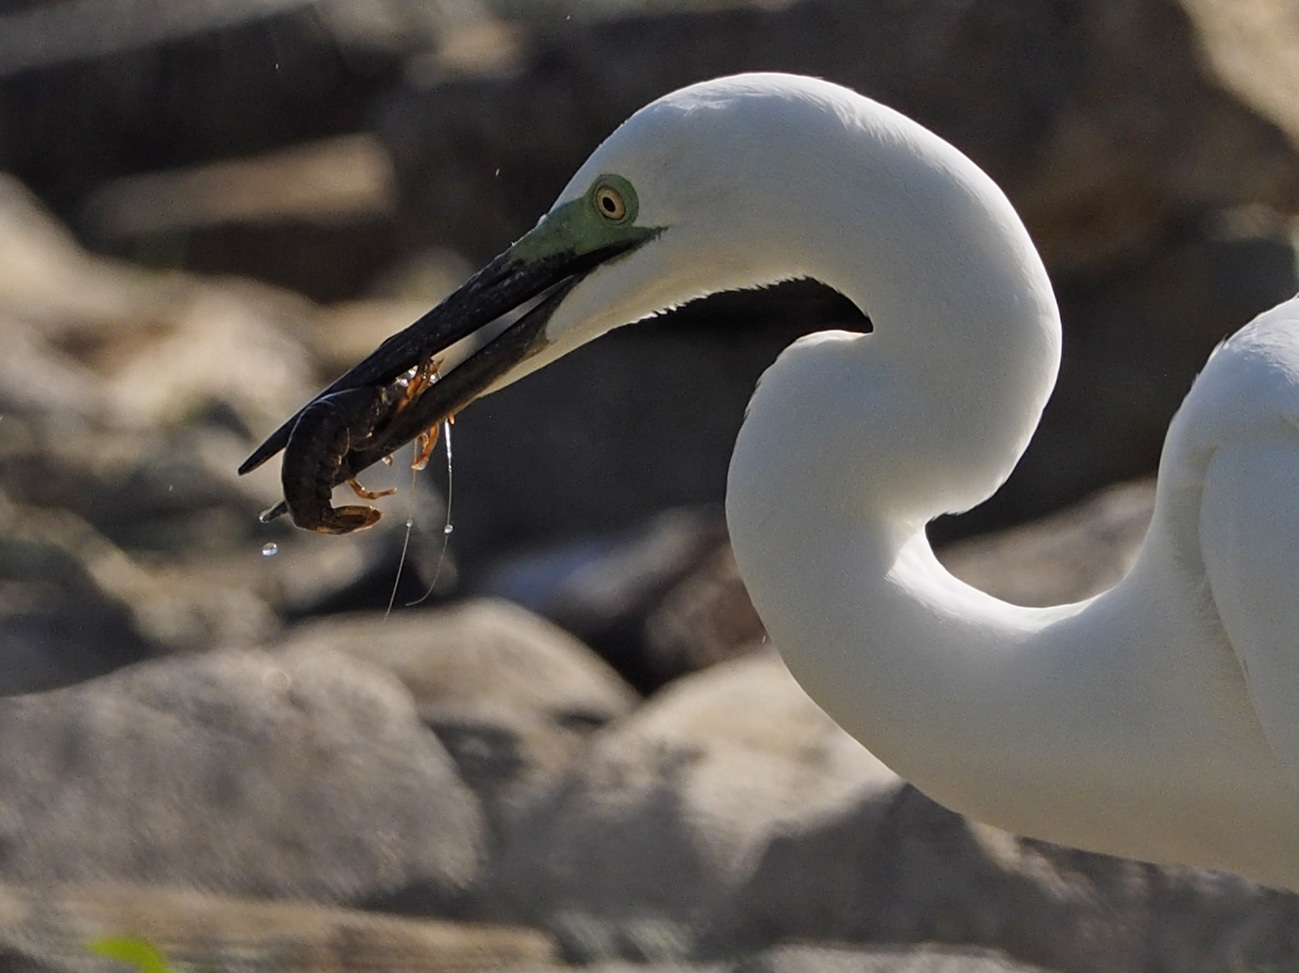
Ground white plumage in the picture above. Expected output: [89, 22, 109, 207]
[355, 73, 1299, 888]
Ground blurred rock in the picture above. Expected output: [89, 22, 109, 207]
[0, 499, 154, 696]
[102, 279, 318, 435]
[508, 964, 722, 973]
[527, 477, 1154, 698]
[1179, 0, 1299, 147]
[0, 881, 556, 973]
[642, 537, 766, 680]
[505, 948, 1053, 973]
[0, 171, 445, 631]
[478, 507, 734, 690]
[707, 785, 1299, 973]
[83, 134, 396, 237]
[479, 651, 896, 956]
[938, 479, 1154, 607]
[0, 171, 318, 449]
[0, 476, 287, 680]
[81, 134, 403, 303]
[0, 646, 485, 908]
[0, 0, 444, 219]
[276, 600, 637, 848]
[967, 213, 1298, 542]
[0, 173, 182, 343]
[381, 0, 1299, 271]
[732, 945, 1056, 973]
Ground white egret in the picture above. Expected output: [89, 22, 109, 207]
[244, 73, 1299, 889]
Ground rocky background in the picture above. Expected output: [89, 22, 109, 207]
[2, 0, 1299, 971]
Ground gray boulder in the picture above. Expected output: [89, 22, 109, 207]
[710, 785, 1299, 973]
[0, 646, 485, 908]
[481, 650, 895, 955]
[0, 526, 153, 696]
[278, 600, 638, 841]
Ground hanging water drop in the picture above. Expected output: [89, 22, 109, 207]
[261, 542, 279, 557]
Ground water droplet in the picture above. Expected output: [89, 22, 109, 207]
[443, 524, 454, 535]
[405, 517, 414, 528]
[261, 542, 279, 557]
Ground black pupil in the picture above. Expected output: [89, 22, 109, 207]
[602, 193, 617, 212]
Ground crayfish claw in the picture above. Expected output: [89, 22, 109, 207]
[312, 504, 383, 534]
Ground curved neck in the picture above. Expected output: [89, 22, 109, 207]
[740, 513, 1061, 795]
[723, 99, 1062, 526]
[724, 98, 1068, 806]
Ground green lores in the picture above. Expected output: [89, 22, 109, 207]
[87, 936, 175, 973]
[509, 173, 659, 264]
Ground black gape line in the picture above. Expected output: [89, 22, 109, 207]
[240, 239, 635, 532]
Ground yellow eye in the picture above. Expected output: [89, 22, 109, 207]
[594, 184, 628, 221]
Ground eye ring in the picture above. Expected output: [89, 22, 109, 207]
[593, 183, 628, 222]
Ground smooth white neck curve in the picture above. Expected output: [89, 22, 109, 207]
[712, 85, 1298, 885]
[719, 93, 1070, 800]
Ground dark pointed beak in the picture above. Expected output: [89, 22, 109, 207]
[237, 221, 651, 525]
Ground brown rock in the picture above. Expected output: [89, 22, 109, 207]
[382, 0, 1299, 271]
[1178, 0, 1299, 148]
[643, 538, 767, 681]
[733, 945, 1056, 973]
[479, 506, 743, 690]
[938, 479, 1155, 607]
[80, 135, 405, 303]
[0, 881, 555, 973]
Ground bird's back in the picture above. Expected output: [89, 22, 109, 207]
[1107, 295, 1299, 888]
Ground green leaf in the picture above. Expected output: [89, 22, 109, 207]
[86, 936, 174, 973]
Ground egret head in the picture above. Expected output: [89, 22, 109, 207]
[475, 72, 866, 386]
[238, 74, 859, 478]
[241, 71, 1058, 502]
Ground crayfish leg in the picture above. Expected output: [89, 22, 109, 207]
[391, 358, 443, 419]
[411, 426, 440, 471]
[347, 477, 398, 500]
